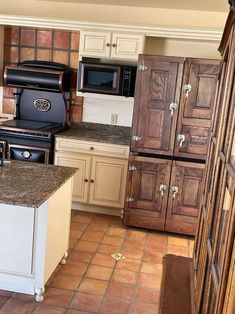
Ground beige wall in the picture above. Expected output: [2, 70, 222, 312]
[0, 0, 227, 30]
[145, 37, 221, 59]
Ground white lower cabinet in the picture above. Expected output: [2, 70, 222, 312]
[54, 138, 129, 208]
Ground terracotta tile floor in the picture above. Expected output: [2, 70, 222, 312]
[0, 211, 194, 314]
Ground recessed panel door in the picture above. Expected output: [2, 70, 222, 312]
[131, 55, 184, 156]
[165, 160, 205, 235]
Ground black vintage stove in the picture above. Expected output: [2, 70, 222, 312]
[0, 61, 70, 164]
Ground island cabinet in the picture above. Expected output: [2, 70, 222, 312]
[0, 161, 76, 302]
[54, 137, 129, 209]
[124, 155, 205, 235]
[79, 30, 145, 61]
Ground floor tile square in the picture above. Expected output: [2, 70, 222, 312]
[112, 269, 138, 284]
[70, 292, 102, 312]
[86, 265, 113, 280]
[78, 278, 108, 295]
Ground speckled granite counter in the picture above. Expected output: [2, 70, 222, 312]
[0, 160, 77, 208]
[56, 122, 131, 146]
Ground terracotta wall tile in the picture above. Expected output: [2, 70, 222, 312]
[4, 46, 19, 63]
[37, 30, 53, 48]
[3, 87, 16, 98]
[4, 27, 19, 45]
[71, 32, 80, 50]
[70, 105, 83, 122]
[36, 49, 52, 61]
[70, 52, 79, 69]
[20, 47, 36, 61]
[54, 31, 70, 49]
[53, 50, 69, 64]
[20, 28, 36, 46]
[2, 98, 15, 114]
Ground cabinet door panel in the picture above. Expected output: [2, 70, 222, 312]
[111, 33, 144, 60]
[123, 156, 172, 230]
[131, 55, 184, 156]
[54, 152, 91, 203]
[80, 31, 112, 58]
[89, 156, 128, 208]
[175, 58, 219, 160]
[165, 160, 205, 235]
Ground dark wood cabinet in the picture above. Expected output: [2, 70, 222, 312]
[124, 156, 204, 235]
[165, 160, 205, 235]
[193, 1, 235, 313]
[131, 55, 219, 161]
[131, 55, 184, 156]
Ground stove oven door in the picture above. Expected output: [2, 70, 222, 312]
[8, 144, 50, 164]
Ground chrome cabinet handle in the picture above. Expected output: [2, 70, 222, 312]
[177, 134, 185, 147]
[169, 102, 178, 116]
[183, 84, 192, 97]
[159, 184, 168, 197]
[171, 185, 179, 198]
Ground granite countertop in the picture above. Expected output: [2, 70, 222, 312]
[56, 122, 131, 146]
[0, 160, 77, 208]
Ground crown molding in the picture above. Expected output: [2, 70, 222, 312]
[0, 14, 223, 41]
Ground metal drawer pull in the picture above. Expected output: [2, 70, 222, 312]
[132, 135, 141, 142]
[90, 179, 95, 183]
[183, 84, 192, 97]
[177, 134, 185, 147]
[84, 179, 88, 182]
[112, 43, 117, 48]
[106, 43, 111, 47]
[159, 184, 167, 197]
[169, 102, 178, 116]
[171, 185, 179, 198]
[90, 147, 94, 150]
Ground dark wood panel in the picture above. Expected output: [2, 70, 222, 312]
[123, 155, 172, 231]
[165, 160, 205, 236]
[174, 58, 219, 160]
[131, 54, 184, 156]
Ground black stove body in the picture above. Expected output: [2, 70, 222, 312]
[1, 61, 70, 164]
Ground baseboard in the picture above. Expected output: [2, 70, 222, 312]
[71, 202, 121, 217]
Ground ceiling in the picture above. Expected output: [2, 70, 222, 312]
[39, 0, 229, 12]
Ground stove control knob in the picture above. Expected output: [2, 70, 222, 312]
[22, 151, 31, 159]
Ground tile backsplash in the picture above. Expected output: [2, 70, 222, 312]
[2, 26, 83, 122]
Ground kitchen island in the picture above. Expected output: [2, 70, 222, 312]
[0, 160, 77, 302]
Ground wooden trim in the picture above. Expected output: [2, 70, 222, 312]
[0, 14, 223, 41]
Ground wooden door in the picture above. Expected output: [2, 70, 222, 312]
[174, 58, 219, 160]
[165, 160, 205, 236]
[89, 156, 128, 208]
[123, 155, 172, 230]
[54, 151, 91, 203]
[131, 55, 184, 156]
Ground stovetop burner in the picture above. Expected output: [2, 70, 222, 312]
[0, 119, 63, 131]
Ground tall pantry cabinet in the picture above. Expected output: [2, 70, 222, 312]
[193, 1, 235, 312]
[123, 55, 219, 236]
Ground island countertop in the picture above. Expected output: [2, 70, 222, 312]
[0, 160, 77, 208]
[56, 122, 131, 146]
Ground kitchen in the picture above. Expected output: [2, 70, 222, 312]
[0, 0, 234, 313]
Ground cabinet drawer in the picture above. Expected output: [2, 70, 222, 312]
[55, 138, 129, 159]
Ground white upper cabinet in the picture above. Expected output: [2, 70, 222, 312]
[79, 30, 145, 61]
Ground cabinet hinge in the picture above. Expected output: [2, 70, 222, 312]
[126, 197, 134, 202]
[138, 64, 147, 71]
[131, 135, 141, 142]
[129, 165, 137, 171]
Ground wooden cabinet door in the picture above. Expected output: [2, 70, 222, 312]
[111, 33, 144, 61]
[123, 155, 172, 230]
[175, 58, 219, 160]
[54, 152, 91, 203]
[79, 31, 112, 58]
[131, 55, 184, 156]
[89, 156, 128, 208]
[165, 160, 205, 235]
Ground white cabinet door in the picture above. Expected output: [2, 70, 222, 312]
[89, 156, 128, 208]
[79, 30, 145, 61]
[54, 152, 91, 203]
[80, 31, 112, 58]
[111, 33, 145, 60]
